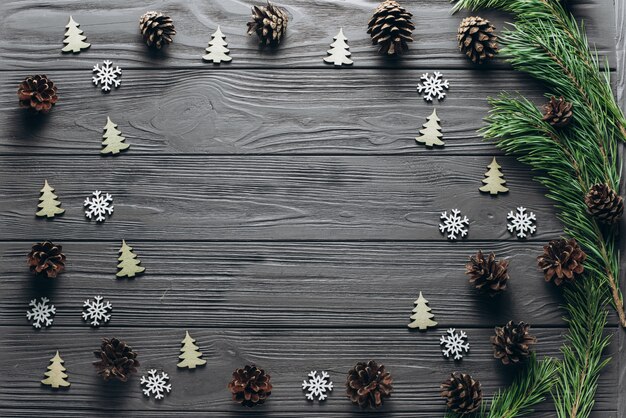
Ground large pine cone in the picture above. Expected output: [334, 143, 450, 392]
[465, 250, 509, 296]
[139, 11, 176, 49]
[440, 372, 482, 414]
[367, 0, 415, 56]
[491, 321, 537, 365]
[584, 183, 624, 224]
[93, 337, 139, 382]
[537, 238, 586, 286]
[17, 75, 58, 113]
[346, 360, 393, 409]
[28, 241, 66, 278]
[228, 365, 272, 407]
[247, 2, 288, 47]
[457, 16, 498, 64]
[542, 96, 573, 128]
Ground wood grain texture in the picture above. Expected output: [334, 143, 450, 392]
[0, 0, 616, 70]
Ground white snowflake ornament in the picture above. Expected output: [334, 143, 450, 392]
[439, 209, 469, 240]
[82, 295, 112, 327]
[141, 369, 172, 400]
[92, 60, 122, 92]
[507, 206, 537, 239]
[302, 370, 333, 401]
[26, 297, 56, 328]
[84, 190, 114, 222]
[440, 328, 470, 360]
[417, 72, 449, 102]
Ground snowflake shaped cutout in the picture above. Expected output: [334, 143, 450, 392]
[440, 328, 470, 360]
[439, 209, 469, 240]
[302, 370, 333, 401]
[507, 206, 537, 239]
[417, 72, 449, 102]
[141, 369, 172, 400]
[92, 60, 122, 92]
[26, 297, 56, 328]
[84, 190, 114, 222]
[82, 295, 112, 327]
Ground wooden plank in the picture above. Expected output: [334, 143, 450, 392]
[0, 327, 617, 413]
[0, 155, 561, 241]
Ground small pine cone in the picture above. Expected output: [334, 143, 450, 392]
[93, 337, 139, 382]
[537, 238, 586, 286]
[367, 0, 415, 56]
[584, 183, 624, 224]
[228, 365, 272, 407]
[465, 250, 509, 296]
[491, 321, 537, 365]
[542, 96, 573, 128]
[346, 360, 393, 409]
[247, 2, 288, 47]
[139, 11, 176, 49]
[27, 241, 66, 278]
[457, 16, 498, 64]
[440, 372, 482, 414]
[17, 75, 58, 113]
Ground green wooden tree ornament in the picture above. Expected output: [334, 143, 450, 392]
[408, 292, 438, 330]
[61, 16, 90, 53]
[415, 109, 444, 147]
[36, 180, 65, 218]
[101, 117, 129, 155]
[41, 351, 70, 389]
[479, 157, 509, 195]
[177, 331, 207, 369]
[116, 240, 145, 278]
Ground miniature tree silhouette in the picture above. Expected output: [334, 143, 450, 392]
[177, 331, 207, 369]
[323, 28, 353, 67]
[41, 351, 70, 388]
[408, 292, 438, 330]
[415, 109, 444, 147]
[101, 117, 129, 155]
[116, 240, 145, 278]
[202, 26, 232, 64]
[36, 180, 65, 218]
[61, 16, 90, 53]
[479, 157, 509, 195]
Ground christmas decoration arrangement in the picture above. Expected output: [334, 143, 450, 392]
[28, 240, 66, 279]
[101, 117, 129, 155]
[407, 291, 437, 330]
[345, 360, 392, 409]
[506, 206, 536, 238]
[41, 351, 70, 389]
[36, 180, 65, 218]
[116, 240, 145, 278]
[93, 337, 139, 382]
[440, 328, 470, 360]
[457, 16, 497, 64]
[61, 16, 90, 53]
[465, 250, 508, 296]
[17, 75, 58, 113]
[202, 26, 232, 64]
[84, 190, 114, 222]
[478, 157, 508, 195]
[139, 11, 176, 49]
[439, 209, 469, 240]
[177, 331, 206, 369]
[302, 371, 333, 401]
[141, 369, 172, 400]
[323, 28, 353, 67]
[417, 72, 449, 102]
[82, 296, 112, 327]
[26, 297, 56, 328]
[92, 60, 122, 92]
[367, 0, 414, 56]
[415, 109, 444, 147]
[247, 2, 288, 47]
[228, 365, 272, 407]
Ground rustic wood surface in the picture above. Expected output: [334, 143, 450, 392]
[0, 0, 623, 417]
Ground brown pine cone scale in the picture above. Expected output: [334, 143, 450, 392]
[17, 75, 58, 113]
[228, 365, 272, 407]
[491, 321, 537, 365]
[457, 16, 498, 64]
[537, 238, 586, 285]
[247, 2, 288, 47]
[367, 0, 415, 56]
[139, 11, 176, 49]
[542, 96, 573, 128]
[440, 372, 482, 414]
[346, 360, 393, 409]
[93, 337, 139, 382]
[28, 241, 66, 278]
[584, 183, 624, 224]
[465, 250, 509, 296]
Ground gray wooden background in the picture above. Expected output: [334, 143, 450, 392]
[0, 0, 624, 416]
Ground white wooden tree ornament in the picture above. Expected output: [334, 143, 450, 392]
[36, 180, 65, 218]
[479, 157, 509, 195]
[177, 331, 207, 369]
[202, 26, 232, 64]
[61, 16, 90, 53]
[41, 351, 70, 389]
[101, 117, 129, 155]
[407, 292, 438, 330]
[416, 109, 444, 147]
[323, 28, 353, 67]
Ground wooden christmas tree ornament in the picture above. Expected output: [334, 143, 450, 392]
[41, 351, 70, 388]
[323, 28, 353, 67]
[408, 292, 437, 330]
[202, 26, 232, 64]
[415, 109, 444, 147]
[177, 331, 207, 369]
[101, 117, 129, 155]
[61, 16, 90, 53]
[479, 157, 508, 195]
[116, 240, 145, 278]
[36, 180, 65, 218]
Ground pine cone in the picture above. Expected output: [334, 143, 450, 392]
[542, 96, 573, 128]
[346, 360, 393, 409]
[491, 321, 537, 365]
[537, 238, 586, 286]
[27, 241, 66, 278]
[93, 337, 139, 382]
[228, 365, 272, 407]
[247, 2, 288, 47]
[139, 11, 176, 49]
[457, 16, 498, 64]
[440, 372, 482, 414]
[465, 250, 509, 296]
[17, 75, 58, 113]
[367, 0, 415, 56]
[584, 183, 624, 224]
